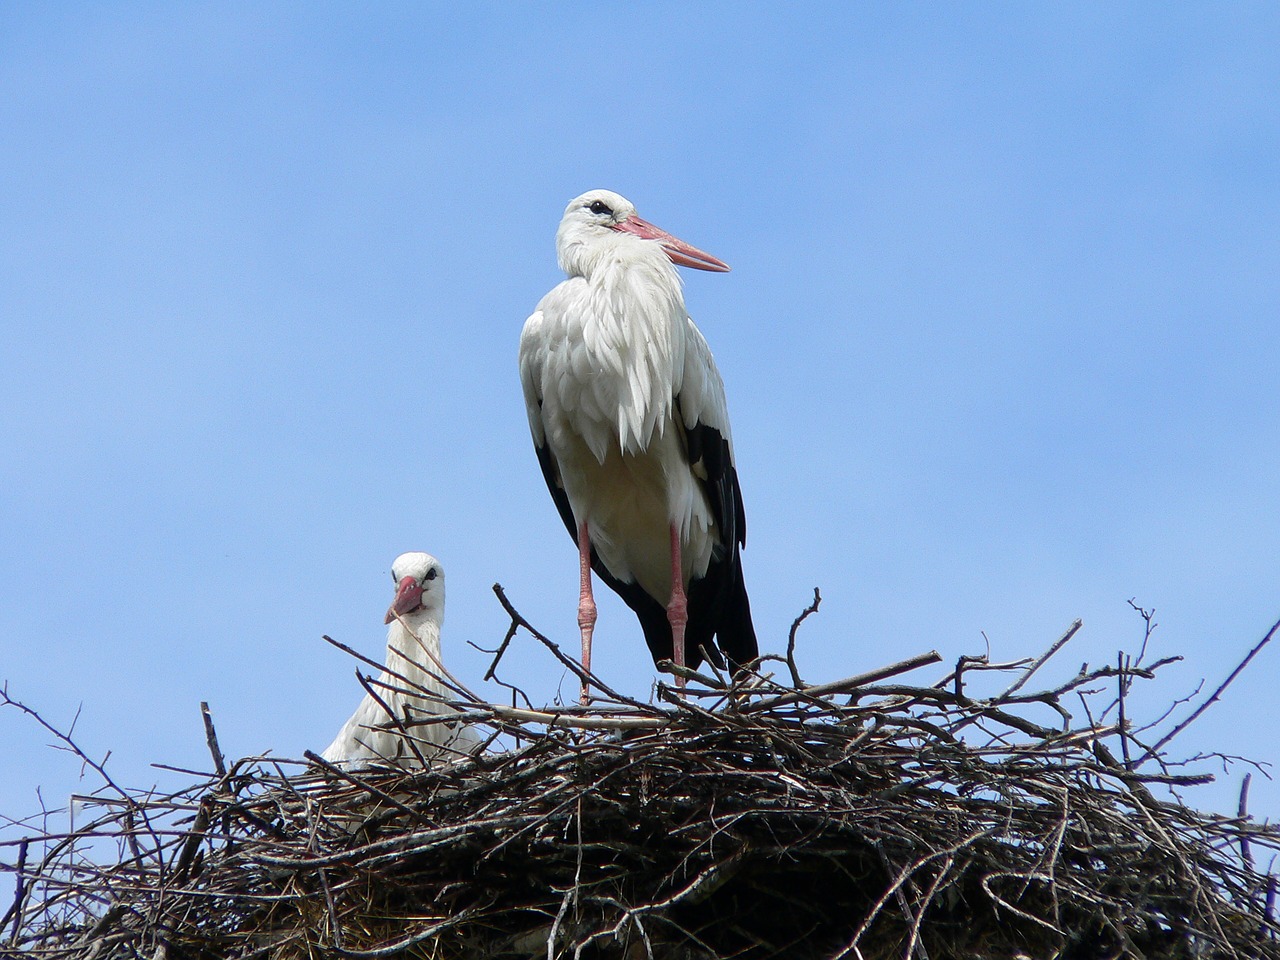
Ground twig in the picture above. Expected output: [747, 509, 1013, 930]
[996, 620, 1083, 702]
[489, 583, 641, 707]
[322, 636, 477, 718]
[1136, 616, 1280, 767]
[474, 703, 665, 731]
[1239, 773, 1254, 873]
[743, 650, 943, 713]
[354, 669, 429, 768]
[785, 587, 821, 687]
[391, 613, 485, 704]
[1127, 598, 1158, 666]
[1, 838, 28, 944]
[0, 685, 131, 804]
[200, 702, 227, 779]
[951, 654, 988, 703]
[172, 798, 211, 886]
[302, 750, 426, 824]
[1117, 652, 1132, 770]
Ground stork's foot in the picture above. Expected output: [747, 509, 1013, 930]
[577, 520, 596, 705]
[666, 591, 689, 688]
[577, 598, 596, 704]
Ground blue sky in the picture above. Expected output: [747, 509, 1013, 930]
[2, 2, 1278, 861]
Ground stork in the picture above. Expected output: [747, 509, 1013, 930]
[321, 552, 481, 767]
[519, 189, 758, 700]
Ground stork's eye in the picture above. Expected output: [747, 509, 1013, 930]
[588, 199, 613, 216]
[424, 568, 438, 582]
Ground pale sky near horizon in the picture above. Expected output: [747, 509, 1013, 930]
[3, 2, 1279, 888]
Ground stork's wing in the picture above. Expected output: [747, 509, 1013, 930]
[519, 309, 578, 541]
[518, 310, 549, 448]
[676, 317, 747, 552]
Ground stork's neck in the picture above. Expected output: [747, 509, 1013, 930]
[583, 251, 688, 455]
[569, 240, 689, 360]
[385, 616, 445, 689]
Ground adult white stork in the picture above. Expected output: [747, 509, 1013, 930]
[321, 552, 481, 768]
[519, 189, 758, 698]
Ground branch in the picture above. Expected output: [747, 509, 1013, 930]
[200, 702, 227, 778]
[488, 583, 643, 708]
[995, 620, 1083, 703]
[742, 650, 943, 714]
[1136, 615, 1280, 767]
[785, 587, 821, 687]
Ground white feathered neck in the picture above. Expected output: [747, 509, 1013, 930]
[540, 235, 691, 459]
[384, 614, 445, 688]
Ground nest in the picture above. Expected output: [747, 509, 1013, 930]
[3, 592, 1279, 959]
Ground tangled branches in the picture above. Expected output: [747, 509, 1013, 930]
[3, 597, 1279, 959]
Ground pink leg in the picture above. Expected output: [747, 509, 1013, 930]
[667, 524, 689, 688]
[577, 521, 596, 704]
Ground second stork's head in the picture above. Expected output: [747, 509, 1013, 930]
[385, 551, 445, 627]
[555, 189, 730, 280]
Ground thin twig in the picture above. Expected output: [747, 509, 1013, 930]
[1239, 773, 1254, 873]
[1136, 616, 1280, 766]
[200, 702, 227, 779]
[1, 839, 28, 944]
[996, 619, 1083, 702]
[1117, 652, 1132, 770]
[785, 587, 821, 687]
[743, 650, 943, 713]
[489, 583, 641, 707]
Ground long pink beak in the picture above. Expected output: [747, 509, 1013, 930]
[385, 575, 423, 624]
[611, 215, 730, 272]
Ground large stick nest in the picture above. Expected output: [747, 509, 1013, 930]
[3, 594, 1279, 959]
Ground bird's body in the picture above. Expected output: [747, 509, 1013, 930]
[519, 190, 757, 693]
[322, 552, 481, 768]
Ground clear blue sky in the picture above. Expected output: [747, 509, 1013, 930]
[3, 2, 1278, 860]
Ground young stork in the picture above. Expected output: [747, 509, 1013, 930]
[519, 189, 758, 699]
[322, 552, 481, 767]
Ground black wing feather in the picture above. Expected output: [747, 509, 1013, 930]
[677, 397, 758, 671]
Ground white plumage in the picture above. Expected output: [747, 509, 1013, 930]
[321, 552, 481, 768]
[519, 190, 757, 698]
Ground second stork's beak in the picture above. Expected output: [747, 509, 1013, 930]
[611, 215, 731, 272]
[385, 575, 424, 624]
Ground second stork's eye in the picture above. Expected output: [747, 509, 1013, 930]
[588, 199, 613, 216]
[424, 568, 438, 582]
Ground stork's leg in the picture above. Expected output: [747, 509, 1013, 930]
[667, 523, 689, 689]
[576, 520, 596, 704]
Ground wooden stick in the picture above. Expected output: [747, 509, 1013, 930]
[742, 650, 943, 713]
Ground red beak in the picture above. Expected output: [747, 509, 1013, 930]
[385, 575, 424, 624]
[611, 215, 731, 272]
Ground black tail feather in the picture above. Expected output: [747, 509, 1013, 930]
[716, 554, 759, 672]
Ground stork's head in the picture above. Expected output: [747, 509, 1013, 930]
[556, 189, 730, 279]
[385, 551, 445, 626]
